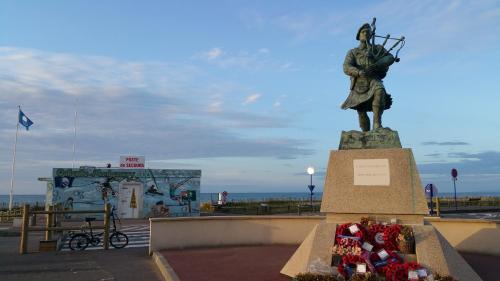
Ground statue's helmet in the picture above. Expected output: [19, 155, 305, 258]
[356, 23, 372, 40]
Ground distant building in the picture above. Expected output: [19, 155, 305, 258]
[41, 167, 201, 219]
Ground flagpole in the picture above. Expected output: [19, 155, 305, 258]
[72, 98, 78, 169]
[9, 106, 21, 210]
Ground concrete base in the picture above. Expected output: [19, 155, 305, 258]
[281, 222, 337, 277]
[414, 225, 482, 280]
[281, 222, 483, 280]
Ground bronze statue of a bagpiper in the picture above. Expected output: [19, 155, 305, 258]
[341, 18, 405, 132]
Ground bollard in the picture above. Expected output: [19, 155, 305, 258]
[19, 204, 30, 254]
[45, 206, 54, 240]
[436, 197, 440, 217]
[103, 203, 111, 250]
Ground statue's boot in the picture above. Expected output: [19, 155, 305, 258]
[357, 111, 370, 132]
[372, 105, 383, 130]
[372, 89, 385, 130]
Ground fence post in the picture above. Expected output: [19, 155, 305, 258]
[103, 203, 111, 250]
[436, 197, 440, 217]
[45, 205, 54, 240]
[19, 204, 30, 254]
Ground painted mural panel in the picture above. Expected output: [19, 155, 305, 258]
[52, 168, 201, 218]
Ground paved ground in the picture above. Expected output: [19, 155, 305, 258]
[441, 211, 500, 220]
[460, 252, 500, 281]
[0, 222, 162, 281]
[162, 245, 499, 281]
[162, 245, 297, 281]
[60, 224, 150, 251]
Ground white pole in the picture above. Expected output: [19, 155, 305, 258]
[9, 106, 21, 210]
[72, 98, 78, 168]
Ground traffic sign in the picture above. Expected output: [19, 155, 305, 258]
[425, 183, 438, 198]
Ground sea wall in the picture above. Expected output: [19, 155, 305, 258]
[149, 216, 323, 254]
[427, 217, 500, 256]
[149, 216, 500, 256]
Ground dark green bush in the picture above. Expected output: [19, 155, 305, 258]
[293, 273, 341, 281]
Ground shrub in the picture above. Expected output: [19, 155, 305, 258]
[293, 273, 341, 281]
[200, 202, 214, 213]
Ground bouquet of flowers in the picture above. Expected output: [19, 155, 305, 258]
[396, 225, 415, 254]
[332, 222, 433, 281]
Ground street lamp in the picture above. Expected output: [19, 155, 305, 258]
[307, 166, 315, 211]
[451, 168, 458, 210]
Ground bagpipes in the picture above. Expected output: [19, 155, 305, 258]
[369, 17, 406, 62]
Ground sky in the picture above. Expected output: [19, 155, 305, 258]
[1, 0, 500, 195]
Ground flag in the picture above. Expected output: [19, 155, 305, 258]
[18, 110, 34, 130]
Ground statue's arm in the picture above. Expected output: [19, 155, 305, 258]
[343, 50, 362, 77]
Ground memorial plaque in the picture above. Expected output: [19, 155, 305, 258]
[353, 159, 390, 186]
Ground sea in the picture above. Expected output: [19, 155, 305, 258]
[2, 191, 500, 207]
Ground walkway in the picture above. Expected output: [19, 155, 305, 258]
[161, 245, 499, 281]
[60, 224, 150, 251]
[0, 222, 161, 281]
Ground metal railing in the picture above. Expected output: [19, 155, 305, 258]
[19, 203, 111, 254]
[0, 208, 23, 222]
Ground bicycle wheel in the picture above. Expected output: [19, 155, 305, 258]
[69, 234, 90, 250]
[109, 231, 128, 249]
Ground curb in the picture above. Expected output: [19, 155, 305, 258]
[152, 251, 181, 281]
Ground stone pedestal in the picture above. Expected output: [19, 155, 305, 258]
[321, 148, 428, 224]
[281, 147, 482, 280]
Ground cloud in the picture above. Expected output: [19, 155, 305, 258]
[418, 151, 500, 175]
[194, 47, 295, 71]
[205, 47, 223, 60]
[273, 94, 287, 108]
[424, 153, 441, 157]
[274, 13, 317, 41]
[421, 141, 470, 146]
[417, 150, 500, 192]
[207, 101, 222, 112]
[258, 48, 270, 54]
[242, 93, 261, 105]
[0, 47, 312, 163]
[245, 1, 499, 59]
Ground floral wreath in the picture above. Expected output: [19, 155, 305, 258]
[334, 222, 424, 280]
[385, 262, 422, 281]
[335, 223, 368, 247]
[337, 254, 367, 278]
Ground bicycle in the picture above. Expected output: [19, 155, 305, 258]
[68, 207, 129, 250]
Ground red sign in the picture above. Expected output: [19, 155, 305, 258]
[120, 156, 145, 168]
[451, 168, 458, 178]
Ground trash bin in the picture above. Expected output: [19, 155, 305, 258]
[39, 240, 57, 252]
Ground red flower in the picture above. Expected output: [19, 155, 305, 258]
[383, 224, 402, 251]
[384, 262, 423, 281]
[337, 254, 366, 278]
[335, 223, 368, 246]
[367, 223, 402, 251]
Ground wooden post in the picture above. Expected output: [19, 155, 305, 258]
[19, 204, 30, 254]
[103, 203, 111, 250]
[436, 197, 440, 217]
[45, 205, 54, 240]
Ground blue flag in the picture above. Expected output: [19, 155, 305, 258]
[18, 110, 34, 131]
